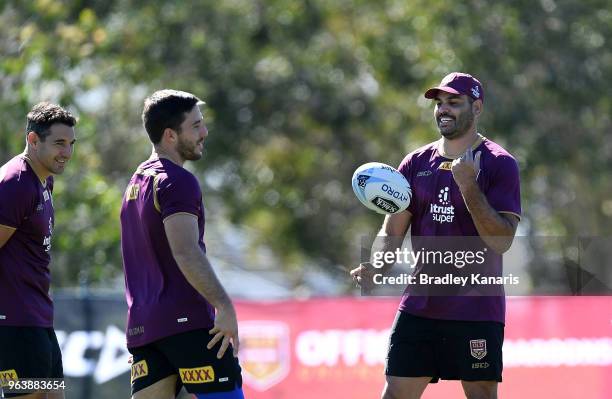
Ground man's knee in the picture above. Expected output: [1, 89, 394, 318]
[461, 380, 497, 399]
[382, 376, 430, 399]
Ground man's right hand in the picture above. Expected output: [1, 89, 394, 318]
[350, 262, 377, 293]
[207, 305, 240, 359]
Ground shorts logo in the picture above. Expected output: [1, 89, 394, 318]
[438, 161, 452, 171]
[131, 360, 148, 383]
[241, 321, 291, 391]
[470, 339, 487, 360]
[179, 366, 215, 384]
[0, 369, 18, 387]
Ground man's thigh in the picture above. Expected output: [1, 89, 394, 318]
[132, 374, 177, 399]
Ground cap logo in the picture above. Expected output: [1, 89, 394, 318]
[471, 85, 480, 98]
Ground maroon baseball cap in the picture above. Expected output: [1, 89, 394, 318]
[424, 72, 484, 103]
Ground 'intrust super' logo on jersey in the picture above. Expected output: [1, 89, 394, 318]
[179, 366, 215, 384]
[430, 187, 455, 223]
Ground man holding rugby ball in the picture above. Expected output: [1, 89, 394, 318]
[351, 72, 521, 399]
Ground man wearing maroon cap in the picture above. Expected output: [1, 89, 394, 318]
[351, 72, 521, 398]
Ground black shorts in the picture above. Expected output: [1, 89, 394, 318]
[128, 328, 242, 395]
[0, 326, 63, 398]
[386, 311, 504, 383]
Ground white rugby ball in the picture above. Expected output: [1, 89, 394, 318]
[351, 162, 412, 215]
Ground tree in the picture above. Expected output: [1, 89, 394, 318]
[1, 0, 610, 292]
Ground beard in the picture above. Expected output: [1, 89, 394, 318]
[437, 108, 475, 139]
[177, 137, 203, 161]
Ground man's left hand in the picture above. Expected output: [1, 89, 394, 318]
[451, 147, 481, 189]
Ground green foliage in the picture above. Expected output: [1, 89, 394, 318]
[1, 0, 610, 287]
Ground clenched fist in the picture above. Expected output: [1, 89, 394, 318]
[451, 147, 481, 189]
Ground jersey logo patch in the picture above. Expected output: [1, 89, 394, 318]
[470, 339, 487, 360]
[416, 170, 432, 177]
[430, 187, 455, 223]
[179, 366, 215, 384]
[0, 369, 18, 387]
[126, 183, 140, 201]
[131, 360, 148, 383]
[438, 161, 452, 171]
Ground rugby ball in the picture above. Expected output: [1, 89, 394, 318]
[351, 162, 411, 215]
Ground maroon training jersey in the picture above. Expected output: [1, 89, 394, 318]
[120, 157, 215, 348]
[0, 155, 55, 327]
[398, 135, 521, 323]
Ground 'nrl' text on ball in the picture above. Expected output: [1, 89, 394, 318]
[371, 196, 399, 213]
[381, 184, 409, 202]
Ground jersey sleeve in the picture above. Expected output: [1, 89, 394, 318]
[156, 171, 202, 220]
[397, 153, 417, 215]
[0, 173, 35, 228]
[485, 155, 522, 219]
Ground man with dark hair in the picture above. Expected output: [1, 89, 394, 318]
[352, 73, 521, 399]
[0, 102, 77, 398]
[121, 90, 244, 399]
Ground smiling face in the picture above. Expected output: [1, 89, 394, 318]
[29, 123, 76, 176]
[434, 92, 479, 139]
[175, 105, 208, 162]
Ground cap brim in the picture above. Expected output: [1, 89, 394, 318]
[424, 86, 461, 99]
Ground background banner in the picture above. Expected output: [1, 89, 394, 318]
[50, 295, 611, 398]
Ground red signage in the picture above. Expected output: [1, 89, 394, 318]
[236, 297, 612, 399]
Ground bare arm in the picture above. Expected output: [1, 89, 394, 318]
[164, 213, 232, 309]
[0, 224, 16, 249]
[164, 213, 239, 358]
[459, 181, 519, 253]
[452, 149, 519, 253]
[351, 210, 412, 289]
[373, 210, 413, 273]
